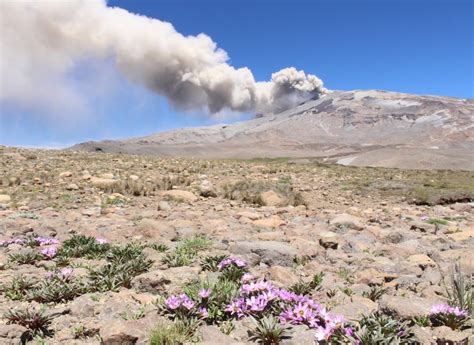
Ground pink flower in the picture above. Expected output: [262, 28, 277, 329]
[45, 271, 55, 278]
[182, 299, 195, 310]
[198, 288, 212, 298]
[198, 307, 208, 318]
[165, 296, 181, 310]
[41, 247, 57, 259]
[96, 238, 108, 244]
[242, 273, 255, 282]
[60, 267, 73, 276]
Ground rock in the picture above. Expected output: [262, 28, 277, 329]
[406, 254, 436, 269]
[236, 211, 261, 220]
[157, 201, 171, 211]
[432, 326, 471, 344]
[379, 296, 433, 318]
[66, 183, 79, 191]
[59, 171, 72, 178]
[319, 231, 342, 249]
[411, 325, 433, 345]
[448, 230, 474, 242]
[199, 325, 241, 344]
[99, 319, 138, 345]
[0, 324, 29, 344]
[69, 294, 97, 318]
[0, 195, 11, 203]
[410, 221, 434, 233]
[131, 270, 171, 294]
[267, 266, 299, 286]
[91, 177, 118, 188]
[253, 215, 285, 228]
[136, 219, 177, 241]
[230, 241, 297, 267]
[101, 173, 115, 179]
[129, 175, 139, 181]
[281, 325, 315, 345]
[260, 190, 285, 207]
[199, 180, 217, 198]
[161, 190, 198, 202]
[330, 213, 363, 230]
[331, 297, 378, 321]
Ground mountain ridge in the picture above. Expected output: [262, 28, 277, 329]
[71, 89, 474, 170]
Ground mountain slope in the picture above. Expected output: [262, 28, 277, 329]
[71, 90, 474, 170]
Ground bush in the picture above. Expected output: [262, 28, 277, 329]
[1, 275, 36, 300]
[249, 315, 291, 345]
[149, 319, 200, 345]
[4, 308, 54, 337]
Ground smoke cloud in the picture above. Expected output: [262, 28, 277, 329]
[0, 0, 326, 116]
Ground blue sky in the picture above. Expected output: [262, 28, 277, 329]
[1, 0, 472, 148]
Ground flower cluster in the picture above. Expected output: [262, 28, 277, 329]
[0, 238, 26, 246]
[95, 237, 108, 244]
[0, 236, 59, 247]
[41, 247, 58, 259]
[35, 237, 60, 246]
[430, 304, 468, 317]
[224, 279, 345, 340]
[217, 257, 247, 270]
[165, 291, 211, 319]
[429, 303, 468, 330]
[45, 267, 73, 278]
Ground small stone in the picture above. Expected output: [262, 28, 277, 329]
[406, 254, 436, 269]
[161, 190, 198, 202]
[330, 213, 364, 230]
[319, 231, 341, 249]
[260, 190, 285, 207]
[59, 171, 72, 178]
[66, 183, 79, 190]
[0, 195, 11, 203]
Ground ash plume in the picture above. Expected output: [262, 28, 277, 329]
[0, 0, 326, 116]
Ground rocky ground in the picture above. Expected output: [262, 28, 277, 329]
[0, 146, 473, 344]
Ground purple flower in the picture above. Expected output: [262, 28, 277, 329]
[198, 288, 212, 298]
[217, 256, 247, 270]
[344, 327, 354, 337]
[96, 238, 108, 244]
[246, 294, 268, 312]
[198, 307, 208, 318]
[60, 267, 73, 276]
[36, 237, 60, 246]
[242, 273, 255, 282]
[182, 298, 195, 310]
[430, 304, 468, 317]
[165, 295, 181, 310]
[45, 271, 55, 278]
[41, 247, 57, 259]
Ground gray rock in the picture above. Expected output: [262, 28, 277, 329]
[230, 241, 297, 267]
[432, 326, 471, 344]
[131, 270, 171, 294]
[199, 325, 242, 344]
[379, 295, 434, 318]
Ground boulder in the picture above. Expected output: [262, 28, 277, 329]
[136, 219, 177, 241]
[161, 190, 198, 202]
[260, 190, 285, 207]
[253, 215, 285, 228]
[406, 254, 436, 269]
[319, 231, 342, 249]
[379, 295, 433, 318]
[131, 270, 171, 294]
[432, 326, 471, 344]
[199, 325, 242, 344]
[0, 195, 11, 203]
[230, 241, 297, 267]
[330, 213, 364, 230]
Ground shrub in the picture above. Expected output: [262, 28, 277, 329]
[288, 273, 325, 296]
[58, 235, 111, 259]
[1, 275, 36, 300]
[201, 254, 229, 272]
[4, 308, 54, 337]
[343, 312, 414, 344]
[27, 275, 85, 303]
[442, 262, 473, 317]
[162, 236, 211, 267]
[8, 250, 42, 265]
[362, 286, 388, 301]
[249, 315, 290, 345]
[149, 319, 200, 345]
